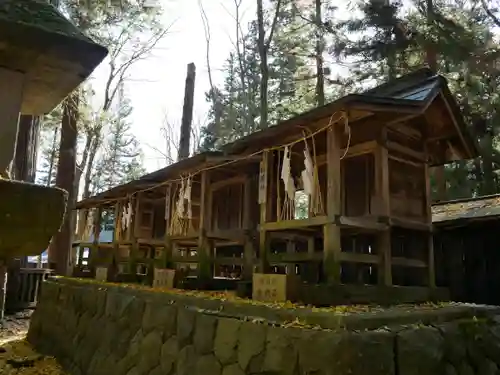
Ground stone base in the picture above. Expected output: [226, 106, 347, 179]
[0, 180, 67, 258]
[27, 278, 500, 375]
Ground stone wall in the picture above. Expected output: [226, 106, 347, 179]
[28, 278, 500, 375]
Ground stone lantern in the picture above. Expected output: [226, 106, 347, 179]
[0, 0, 108, 315]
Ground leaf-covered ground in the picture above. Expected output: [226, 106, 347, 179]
[0, 339, 66, 374]
[0, 311, 32, 346]
[63, 276, 458, 315]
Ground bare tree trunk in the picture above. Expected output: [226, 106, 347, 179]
[14, 115, 39, 183]
[234, 0, 252, 131]
[178, 63, 196, 161]
[257, 0, 282, 129]
[257, 0, 269, 129]
[424, 0, 445, 201]
[315, 0, 325, 106]
[47, 127, 59, 187]
[13, 115, 40, 268]
[48, 93, 79, 276]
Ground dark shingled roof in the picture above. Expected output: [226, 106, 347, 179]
[0, 0, 91, 41]
[432, 194, 500, 225]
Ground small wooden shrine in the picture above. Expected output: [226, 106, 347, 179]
[433, 194, 500, 306]
[75, 69, 477, 304]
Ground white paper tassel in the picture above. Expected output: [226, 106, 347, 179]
[301, 146, 314, 197]
[122, 202, 132, 231]
[281, 146, 296, 200]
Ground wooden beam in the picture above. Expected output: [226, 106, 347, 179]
[242, 176, 255, 279]
[388, 122, 422, 140]
[385, 140, 426, 162]
[392, 257, 427, 268]
[210, 175, 246, 191]
[258, 151, 270, 273]
[315, 140, 378, 165]
[339, 252, 379, 264]
[389, 217, 432, 231]
[206, 155, 262, 163]
[376, 137, 392, 287]
[113, 201, 121, 242]
[388, 154, 424, 168]
[337, 216, 388, 231]
[439, 92, 473, 159]
[324, 125, 342, 284]
[261, 216, 331, 231]
[424, 144, 436, 288]
[197, 170, 212, 281]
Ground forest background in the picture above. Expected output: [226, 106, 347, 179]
[39, 0, 500, 212]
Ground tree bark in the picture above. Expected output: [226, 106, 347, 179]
[257, 0, 281, 129]
[178, 63, 196, 161]
[257, 0, 269, 129]
[48, 94, 79, 276]
[13, 115, 40, 183]
[47, 126, 59, 187]
[315, 0, 325, 106]
[12, 115, 40, 268]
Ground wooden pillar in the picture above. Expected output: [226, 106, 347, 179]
[258, 151, 271, 273]
[376, 140, 392, 286]
[424, 151, 436, 288]
[112, 202, 122, 273]
[163, 184, 173, 268]
[323, 126, 342, 284]
[90, 206, 102, 268]
[126, 194, 141, 274]
[197, 171, 212, 281]
[113, 202, 122, 242]
[242, 176, 255, 279]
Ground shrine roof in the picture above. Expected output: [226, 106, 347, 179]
[76, 69, 477, 208]
[432, 194, 500, 225]
[0, 0, 91, 41]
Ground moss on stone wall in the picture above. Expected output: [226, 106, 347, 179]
[27, 279, 500, 375]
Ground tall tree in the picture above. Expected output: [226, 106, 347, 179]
[91, 85, 146, 194]
[257, 0, 283, 129]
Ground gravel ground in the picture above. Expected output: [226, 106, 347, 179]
[0, 310, 31, 345]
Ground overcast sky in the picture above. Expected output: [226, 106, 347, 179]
[89, 0, 256, 172]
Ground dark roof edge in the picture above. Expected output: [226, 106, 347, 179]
[436, 77, 480, 159]
[364, 68, 436, 96]
[432, 193, 500, 207]
[76, 152, 220, 207]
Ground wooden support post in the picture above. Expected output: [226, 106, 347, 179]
[432, 142, 447, 202]
[129, 195, 141, 275]
[113, 202, 122, 242]
[163, 184, 173, 268]
[324, 126, 342, 284]
[90, 206, 102, 268]
[197, 171, 212, 282]
[112, 202, 122, 274]
[258, 151, 270, 273]
[242, 176, 255, 279]
[377, 140, 392, 286]
[424, 150, 436, 288]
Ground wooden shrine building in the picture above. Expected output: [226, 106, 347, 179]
[433, 195, 500, 306]
[75, 68, 477, 304]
